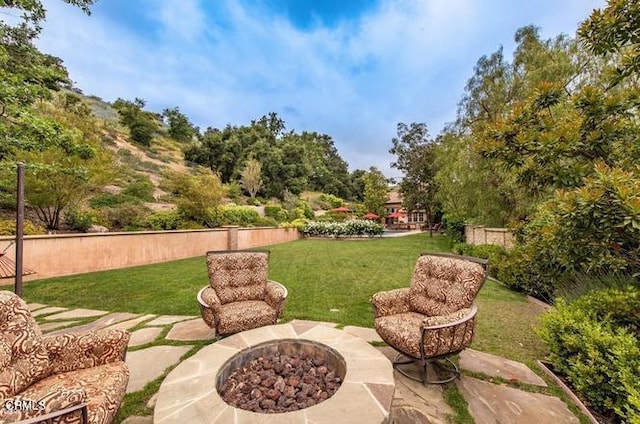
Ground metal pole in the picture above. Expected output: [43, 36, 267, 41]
[15, 162, 25, 297]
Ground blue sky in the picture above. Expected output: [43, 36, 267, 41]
[36, 0, 605, 179]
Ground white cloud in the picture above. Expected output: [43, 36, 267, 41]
[37, 0, 606, 176]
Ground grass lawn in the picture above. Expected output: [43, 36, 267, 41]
[22, 233, 547, 363]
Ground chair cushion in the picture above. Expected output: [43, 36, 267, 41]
[375, 312, 426, 359]
[0, 291, 51, 397]
[409, 255, 485, 316]
[207, 252, 268, 304]
[375, 312, 475, 359]
[20, 361, 129, 424]
[216, 300, 277, 335]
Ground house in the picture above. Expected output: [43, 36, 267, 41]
[384, 187, 429, 230]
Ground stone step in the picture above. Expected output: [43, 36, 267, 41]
[456, 376, 579, 424]
[126, 345, 193, 393]
[459, 349, 547, 387]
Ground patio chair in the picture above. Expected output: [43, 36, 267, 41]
[0, 290, 130, 424]
[370, 253, 487, 384]
[197, 250, 287, 336]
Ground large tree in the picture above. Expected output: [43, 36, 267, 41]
[389, 122, 439, 228]
[362, 167, 389, 217]
[162, 106, 197, 143]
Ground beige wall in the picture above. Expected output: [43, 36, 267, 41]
[465, 225, 514, 249]
[0, 227, 301, 282]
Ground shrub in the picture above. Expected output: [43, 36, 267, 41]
[218, 206, 261, 227]
[318, 193, 343, 209]
[303, 220, 383, 237]
[98, 203, 149, 230]
[538, 286, 640, 423]
[316, 210, 349, 222]
[64, 209, 94, 232]
[442, 214, 466, 243]
[145, 210, 181, 230]
[452, 243, 507, 278]
[90, 193, 141, 209]
[255, 217, 278, 227]
[499, 165, 640, 299]
[264, 205, 288, 222]
[122, 177, 155, 202]
[0, 219, 45, 235]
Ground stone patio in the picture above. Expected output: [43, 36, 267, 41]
[28, 303, 581, 424]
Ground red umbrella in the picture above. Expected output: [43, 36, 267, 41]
[387, 211, 404, 218]
[332, 206, 351, 213]
[362, 212, 379, 219]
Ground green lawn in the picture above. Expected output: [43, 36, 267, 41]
[23, 234, 547, 363]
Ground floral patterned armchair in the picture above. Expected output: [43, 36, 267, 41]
[197, 250, 287, 336]
[0, 290, 130, 424]
[371, 253, 487, 384]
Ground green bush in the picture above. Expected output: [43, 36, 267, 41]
[539, 286, 640, 423]
[303, 220, 383, 237]
[442, 214, 466, 243]
[0, 219, 45, 235]
[122, 177, 155, 202]
[218, 206, 261, 226]
[499, 165, 640, 300]
[318, 193, 343, 209]
[90, 193, 141, 209]
[64, 209, 94, 232]
[255, 217, 278, 227]
[264, 205, 288, 222]
[452, 243, 507, 278]
[98, 203, 149, 230]
[145, 210, 181, 230]
[316, 210, 349, 222]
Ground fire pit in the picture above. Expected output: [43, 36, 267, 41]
[154, 322, 395, 423]
[218, 339, 345, 413]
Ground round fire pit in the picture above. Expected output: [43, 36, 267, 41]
[154, 322, 395, 423]
[217, 339, 345, 413]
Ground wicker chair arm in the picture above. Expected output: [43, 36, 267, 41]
[265, 280, 287, 316]
[370, 288, 411, 318]
[43, 329, 130, 374]
[197, 286, 221, 308]
[421, 304, 478, 331]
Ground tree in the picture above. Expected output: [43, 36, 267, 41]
[112, 98, 158, 146]
[362, 167, 389, 217]
[161, 168, 226, 227]
[162, 106, 196, 143]
[240, 156, 263, 198]
[579, 0, 640, 87]
[389, 122, 439, 229]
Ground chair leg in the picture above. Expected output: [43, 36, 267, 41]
[392, 353, 460, 385]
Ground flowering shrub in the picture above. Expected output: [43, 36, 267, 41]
[303, 219, 383, 237]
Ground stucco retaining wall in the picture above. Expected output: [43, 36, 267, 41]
[464, 225, 514, 249]
[0, 227, 301, 282]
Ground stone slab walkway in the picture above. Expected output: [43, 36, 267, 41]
[27, 302, 581, 424]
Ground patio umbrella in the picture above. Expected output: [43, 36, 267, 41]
[387, 212, 404, 218]
[332, 206, 351, 213]
[362, 212, 379, 219]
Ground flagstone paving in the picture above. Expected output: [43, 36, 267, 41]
[165, 318, 216, 341]
[145, 315, 194, 326]
[459, 348, 547, 386]
[457, 375, 580, 423]
[128, 327, 163, 347]
[29, 305, 581, 424]
[31, 306, 67, 317]
[26, 302, 47, 311]
[42, 308, 108, 320]
[105, 314, 157, 331]
[126, 345, 193, 393]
